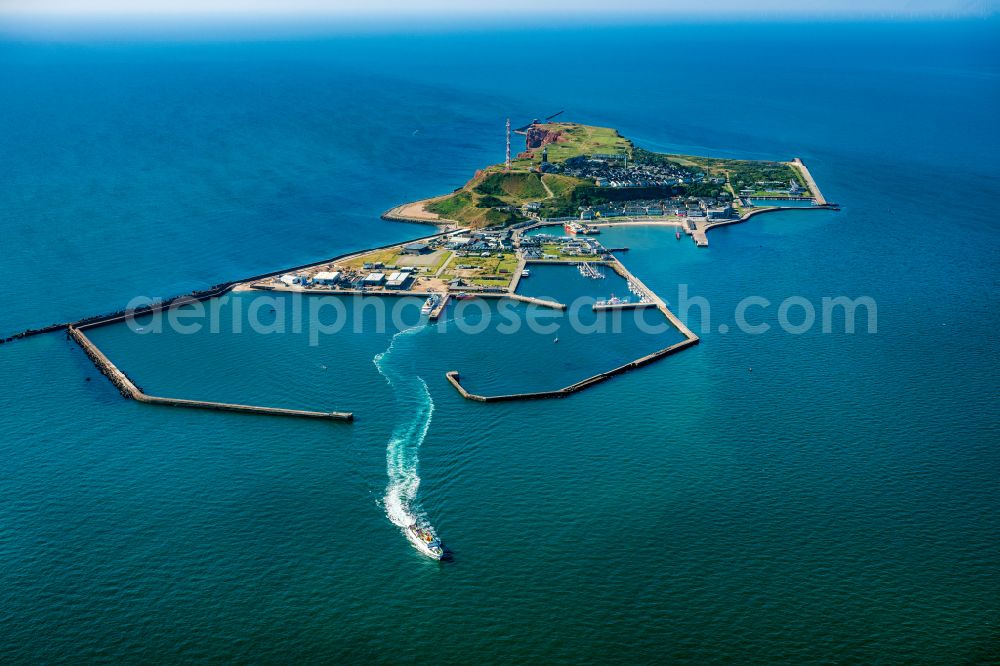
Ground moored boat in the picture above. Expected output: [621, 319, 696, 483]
[420, 294, 440, 315]
[596, 294, 629, 306]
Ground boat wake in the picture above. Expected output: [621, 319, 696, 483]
[373, 325, 441, 556]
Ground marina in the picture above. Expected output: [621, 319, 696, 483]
[2, 123, 829, 418]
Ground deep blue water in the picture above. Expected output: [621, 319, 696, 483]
[1, 19, 998, 663]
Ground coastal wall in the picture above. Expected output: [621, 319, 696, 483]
[69, 326, 353, 421]
[791, 158, 828, 205]
[2, 229, 455, 343]
[445, 335, 698, 402]
[447, 252, 700, 403]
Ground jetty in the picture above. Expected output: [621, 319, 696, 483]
[791, 158, 827, 205]
[445, 250, 700, 402]
[69, 326, 352, 421]
[2, 121, 841, 416]
[445, 334, 698, 402]
[428, 293, 450, 320]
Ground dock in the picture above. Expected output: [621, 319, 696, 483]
[605, 258, 700, 342]
[478, 292, 565, 309]
[445, 334, 698, 402]
[69, 326, 353, 421]
[791, 158, 827, 205]
[592, 301, 657, 311]
[445, 252, 701, 403]
[428, 293, 450, 320]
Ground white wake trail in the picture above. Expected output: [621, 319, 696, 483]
[373, 325, 437, 537]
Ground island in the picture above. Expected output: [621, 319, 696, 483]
[3, 120, 837, 418]
[242, 121, 833, 308]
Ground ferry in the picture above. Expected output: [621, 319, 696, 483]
[564, 221, 600, 235]
[406, 523, 445, 560]
[596, 294, 629, 306]
[420, 294, 440, 315]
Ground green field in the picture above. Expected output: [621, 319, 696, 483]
[663, 154, 807, 192]
[539, 243, 600, 260]
[442, 253, 519, 286]
[475, 172, 548, 202]
[542, 173, 586, 198]
[416, 122, 805, 229]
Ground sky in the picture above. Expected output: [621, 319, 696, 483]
[0, 0, 995, 17]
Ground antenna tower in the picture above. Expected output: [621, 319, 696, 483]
[505, 118, 511, 171]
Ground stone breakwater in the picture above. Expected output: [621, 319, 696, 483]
[445, 335, 698, 402]
[69, 326, 352, 421]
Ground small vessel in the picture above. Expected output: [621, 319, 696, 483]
[565, 221, 599, 235]
[596, 294, 629, 306]
[578, 262, 605, 279]
[420, 294, 440, 315]
[553, 337, 559, 343]
[521, 269, 531, 278]
[406, 523, 445, 560]
[454, 292, 473, 300]
[676, 229, 682, 240]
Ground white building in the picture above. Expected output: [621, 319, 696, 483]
[313, 271, 341, 285]
[279, 274, 307, 286]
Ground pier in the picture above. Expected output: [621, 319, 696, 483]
[428, 293, 450, 320]
[605, 258, 699, 342]
[592, 301, 657, 311]
[478, 292, 566, 309]
[69, 326, 353, 421]
[791, 158, 827, 205]
[445, 252, 700, 403]
[445, 334, 698, 402]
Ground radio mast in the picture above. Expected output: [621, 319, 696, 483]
[505, 118, 511, 171]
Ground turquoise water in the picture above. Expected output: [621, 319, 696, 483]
[2, 19, 999, 663]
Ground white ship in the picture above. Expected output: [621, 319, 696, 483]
[406, 523, 445, 560]
[420, 294, 440, 315]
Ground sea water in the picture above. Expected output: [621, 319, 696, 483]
[1, 19, 998, 663]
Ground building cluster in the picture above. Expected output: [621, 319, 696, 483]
[577, 197, 734, 221]
[738, 178, 805, 197]
[444, 229, 513, 255]
[276, 266, 419, 291]
[520, 234, 609, 260]
[541, 155, 702, 189]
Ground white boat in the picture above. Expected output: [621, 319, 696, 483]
[596, 294, 629, 306]
[420, 295, 439, 315]
[521, 269, 531, 278]
[406, 523, 445, 560]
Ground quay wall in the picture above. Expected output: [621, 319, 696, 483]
[445, 335, 698, 402]
[2, 229, 455, 342]
[69, 326, 352, 421]
[791, 158, 828, 205]
[703, 203, 839, 234]
[249, 286, 565, 310]
[592, 302, 657, 311]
